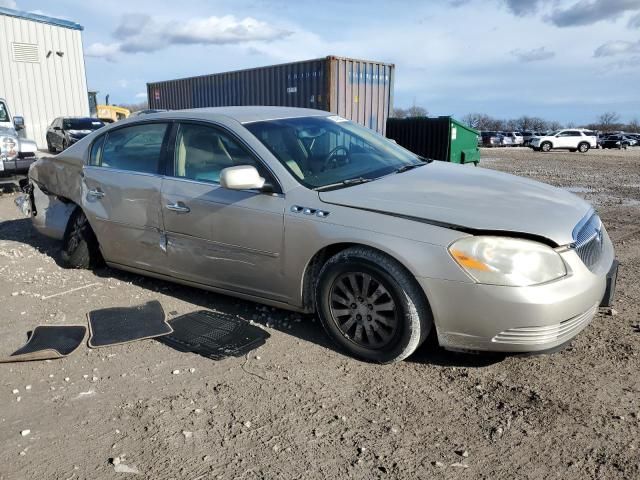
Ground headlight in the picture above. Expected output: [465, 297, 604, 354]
[0, 136, 18, 161]
[449, 236, 566, 286]
[615, 141, 621, 145]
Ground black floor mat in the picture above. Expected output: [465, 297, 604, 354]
[88, 300, 172, 348]
[159, 310, 269, 360]
[0, 325, 86, 362]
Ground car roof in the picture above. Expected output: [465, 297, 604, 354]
[135, 106, 332, 124]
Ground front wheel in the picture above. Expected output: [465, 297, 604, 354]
[541, 142, 552, 152]
[316, 247, 432, 364]
[578, 142, 589, 153]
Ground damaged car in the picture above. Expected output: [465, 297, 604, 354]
[18, 107, 618, 363]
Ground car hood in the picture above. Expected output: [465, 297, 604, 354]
[318, 162, 592, 246]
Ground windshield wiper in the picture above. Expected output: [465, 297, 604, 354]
[394, 161, 430, 174]
[315, 177, 372, 191]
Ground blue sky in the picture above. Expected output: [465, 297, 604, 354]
[3, 0, 640, 124]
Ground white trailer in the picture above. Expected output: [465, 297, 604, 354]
[0, 7, 89, 149]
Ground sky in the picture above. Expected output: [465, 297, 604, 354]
[2, 0, 640, 124]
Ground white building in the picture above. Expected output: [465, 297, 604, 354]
[0, 7, 89, 148]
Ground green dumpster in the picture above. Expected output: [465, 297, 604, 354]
[386, 116, 481, 165]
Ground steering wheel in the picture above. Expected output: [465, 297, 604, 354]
[322, 146, 351, 171]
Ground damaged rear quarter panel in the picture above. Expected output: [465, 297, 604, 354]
[28, 145, 87, 239]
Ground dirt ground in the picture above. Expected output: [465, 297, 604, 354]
[0, 147, 639, 480]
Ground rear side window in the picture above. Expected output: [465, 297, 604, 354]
[89, 135, 105, 166]
[100, 123, 167, 174]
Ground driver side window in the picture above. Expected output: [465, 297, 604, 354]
[174, 123, 261, 184]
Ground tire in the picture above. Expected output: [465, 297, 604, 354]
[578, 142, 589, 153]
[540, 142, 552, 152]
[315, 247, 432, 364]
[47, 140, 55, 153]
[61, 209, 101, 269]
[62, 139, 68, 151]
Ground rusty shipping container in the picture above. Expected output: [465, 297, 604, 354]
[147, 56, 395, 135]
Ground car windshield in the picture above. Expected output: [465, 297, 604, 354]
[245, 116, 424, 189]
[0, 101, 9, 122]
[63, 118, 105, 130]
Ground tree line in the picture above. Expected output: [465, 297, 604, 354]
[392, 107, 639, 133]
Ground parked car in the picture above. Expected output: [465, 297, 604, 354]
[46, 117, 105, 153]
[530, 129, 597, 153]
[0, 97, 38, 174]
[499, 132, 514, 147]
[601, 135, 634, 149]
[20, 107, 617, 363]
[626, 133, 640, 145]
[480, 131, 502, 147]
[503, 132, 524, 146]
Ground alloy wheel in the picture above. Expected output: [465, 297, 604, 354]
[329, 272, 399, 349]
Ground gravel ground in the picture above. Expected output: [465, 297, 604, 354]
[0, 147, 639, 479]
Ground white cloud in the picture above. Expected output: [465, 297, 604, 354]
[510, 46, 556, 62]
[87, 14, 291, 61]
[85, 42, 121, 62]
[135, 92, 147, 99]
[594, 39, 640, 56]
[0, 0, 17, 8]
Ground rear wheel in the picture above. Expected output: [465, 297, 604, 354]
[316, 247, 432, 364]
[541, 142, 552, 152]
[61, 209, 102, 269]
[578, 142, 589, 153]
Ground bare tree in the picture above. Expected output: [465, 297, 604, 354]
[546, 120, 563, 131]
[392, 105, 428, 119]
[392, 107, 408, 119]
[627, 118, 639, 133]
[406, 105, 428, 117]
[597, 112, 621, 132]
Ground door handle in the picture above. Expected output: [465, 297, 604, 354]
[166, 202, 190, 213]
[87, 189, 105, 199]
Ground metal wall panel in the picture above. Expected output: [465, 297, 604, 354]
[386, 117, 451, 162]
[148, 56, 394, 135]
[0, 11, 89, 148]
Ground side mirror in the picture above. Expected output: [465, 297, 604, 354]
[13, 116, 25, 130]
[220, 165, 265, 191]
[53, 126, 61, 131]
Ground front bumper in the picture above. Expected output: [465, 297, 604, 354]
[417, 236, 615, 353]
[0, 155, 36, 174]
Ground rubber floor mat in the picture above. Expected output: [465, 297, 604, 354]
[0, 325, 86, 363]
[88, 300, 172, 348]
[159, 310, 269, 360]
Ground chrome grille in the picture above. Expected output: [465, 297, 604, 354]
[492, 303, 598, 345]
[572, 213, 604, 271]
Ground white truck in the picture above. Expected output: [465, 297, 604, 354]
[0, 97, 38, 174]
[529, 129, 597, 153]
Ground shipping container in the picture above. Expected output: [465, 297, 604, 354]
[386, 116, 481, 165]
[147, 56, 395, 135]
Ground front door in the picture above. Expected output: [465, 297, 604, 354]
[82, 122, 170, 271]
[161, 122, 288, 301]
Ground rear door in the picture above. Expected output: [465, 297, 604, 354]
[82, 121, 171, 272]
[160, 121, 288, 301]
